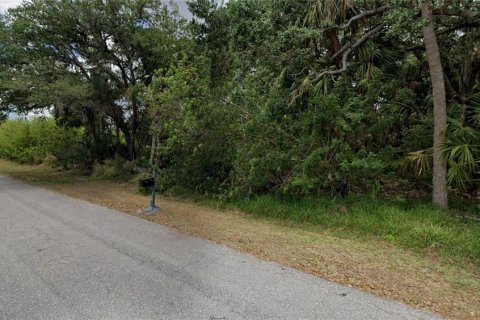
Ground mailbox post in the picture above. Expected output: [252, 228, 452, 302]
[141, 157, 160, 215]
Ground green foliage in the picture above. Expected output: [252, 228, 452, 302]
[444, 118, 480, 189]
[1, 0, 187, 161]
[233, 81, 394, 196]
[146, 57, 239, 193]
[92, 158, 137, 180]
[0, 118, 88, 168]
[404, 117, 480, 190]
[1, 0, 480, 202]
[145, 0, 480, 199]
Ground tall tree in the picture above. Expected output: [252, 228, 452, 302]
[2, 0, 185, 160]
[422, 0, 448, 207]
[299, 0, 479, 206]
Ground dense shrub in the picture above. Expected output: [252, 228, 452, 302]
[92, 158, 137, 179]
[233, 85, 390, 196]
[0, 118, 89, 168]
[146, 59, 239, 194]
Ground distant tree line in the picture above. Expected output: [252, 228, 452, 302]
[0, 0, 479, 207]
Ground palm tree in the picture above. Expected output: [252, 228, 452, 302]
[422, 0, 448, 208]
[302, 0, 451, 207]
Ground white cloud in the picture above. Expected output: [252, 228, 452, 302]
[0, 0, 23, 13]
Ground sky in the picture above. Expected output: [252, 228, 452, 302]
[0, 0, 22, 12]
[0, 0, 192, 16]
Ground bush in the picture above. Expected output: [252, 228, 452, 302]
[42, 153, 58, 166]
[234, 87, 389, 196]
[0, 118, 87, 168]
[92, 158, 137, 180]
[146, 60, 238, 195]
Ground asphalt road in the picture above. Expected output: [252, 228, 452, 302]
[0, 176, 440, 320]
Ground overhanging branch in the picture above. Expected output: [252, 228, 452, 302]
[335, 5, 389, 30]
[314, 23, 385, 82]
[437, 20, 480, 35]
[433, 8, 479, 18]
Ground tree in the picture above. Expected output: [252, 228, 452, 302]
[2, 0, 185, 160]
[298, 0, 479, 206]
[1, 0, 479, 200]
[145, 56, 239, 193]
[422, 0, 448, 207]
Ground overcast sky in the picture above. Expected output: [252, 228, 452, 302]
[0, 0, 191, 17]
[0, 0, 22, 12]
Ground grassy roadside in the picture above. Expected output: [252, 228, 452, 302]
[1, 159, 479, 319]
[228, 195, 480, 264]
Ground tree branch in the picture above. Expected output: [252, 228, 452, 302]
[437, 20, 480, 35]
[69, 52, 90, 79]
[315, 23, 385, 81]
[433, 8, 479, 18]
[329, 42, 352, 63]
[336, 5, 389, 30]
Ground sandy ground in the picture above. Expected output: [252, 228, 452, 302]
[0, 160, 479, 319]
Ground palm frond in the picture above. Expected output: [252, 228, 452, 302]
[305, 0, 355, 26]
[404, 149, 432, 178]
[443, 118, 480, 188]
[447, 118, 480, 143]
[447, 160, 469, 189]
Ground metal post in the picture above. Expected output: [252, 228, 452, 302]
[144, 156, 160, 215]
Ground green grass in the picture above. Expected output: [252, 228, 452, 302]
[228, 195, 480, 264]
[0, 159, 82, 185]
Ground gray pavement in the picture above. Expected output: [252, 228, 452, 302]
[0, 176, 440, 320]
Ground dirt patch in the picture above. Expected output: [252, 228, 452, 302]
[46, 180, 479, 319]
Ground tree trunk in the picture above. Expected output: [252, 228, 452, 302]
[130, 96, 138, 161]
[106, 103, 133, 160]
[126, 133, 134, 161]
[85, 107, 99, 160]
[115, 124, 121, 157]
[422, 1, 448, 208]
[326, 29, 342, 68]
[149, 132, 156, 166]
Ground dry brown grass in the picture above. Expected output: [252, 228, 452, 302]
[1, 159, 479, 319]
